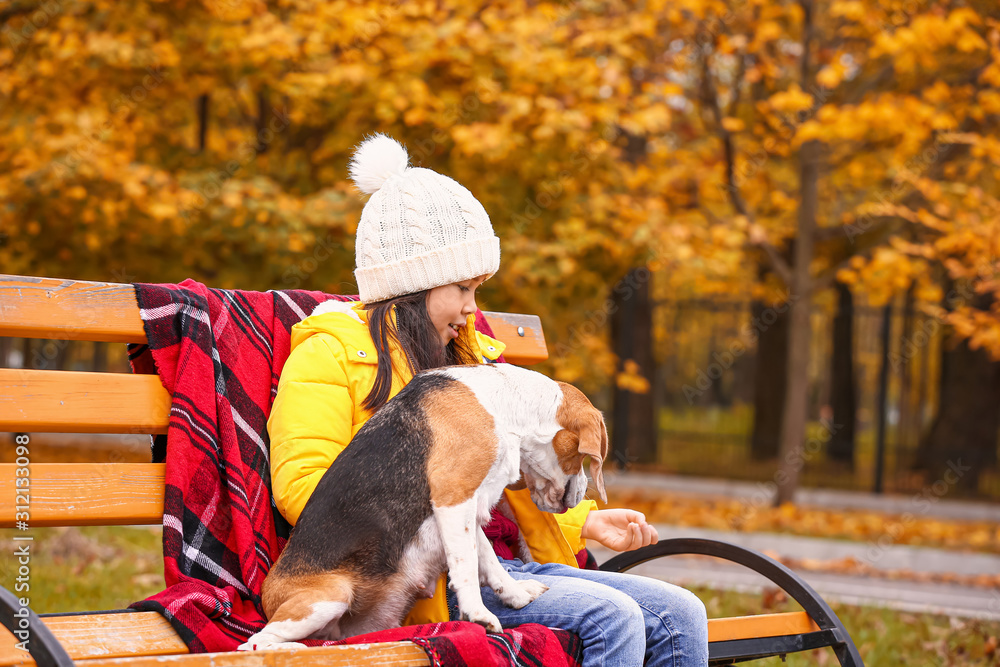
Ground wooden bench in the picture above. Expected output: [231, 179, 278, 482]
[0, 274, 863, 666]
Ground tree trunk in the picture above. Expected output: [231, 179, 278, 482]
[255, 88, 271, 154]
[197, 94, 210, 153]
[774, 0, 820, 506]
[750, 300, 790, 459]
[896, 288, 915, 450]
[92, 341, 108, 372]
[610, 268, 657, 466]
[610, 125, 656, 467]
[774, 136, 820, 505]
[916, 294, 1000, 495]
[828, 282, 857, 466]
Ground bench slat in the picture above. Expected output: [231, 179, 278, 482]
[0, 276, 144, 344]
[0, 369, 170, 434]
[0, 274, 546, 365]
[707, 611, 818, 641]
[0, 610, 818, 666]
[0, 612, 186, 666]
[0, 617, 427, 667]
[76, 642, 431, 667]
[0, 464, 164, 527]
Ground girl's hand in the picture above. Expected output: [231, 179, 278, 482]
[580, 509, 659, 552]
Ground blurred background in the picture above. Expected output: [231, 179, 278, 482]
[4, 2, 1000, 660]
[1, 0, 999, 505]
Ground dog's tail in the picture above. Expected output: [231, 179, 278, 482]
[259, 571, 356, 642]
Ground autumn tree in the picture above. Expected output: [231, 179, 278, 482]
[827, 3, 1000, 494]
[670, 0, 1000, 502]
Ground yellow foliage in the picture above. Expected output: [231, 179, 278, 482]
[768, 85, 814, 113]
[830, 1, 866, 22]
[815, 63, 845, 89]
[754, 21, 784, 44]
[1, 0, 999, 380]
[615, 359, 651, 394]
[720, 117, 744, 132]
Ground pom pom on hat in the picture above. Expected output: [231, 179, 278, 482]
[349, 134, 410, 195]
[349, 133, 501, 303]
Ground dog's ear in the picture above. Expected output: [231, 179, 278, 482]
[578, 413, 608, 503]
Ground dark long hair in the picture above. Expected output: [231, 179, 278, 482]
[362, 291, 477, 412]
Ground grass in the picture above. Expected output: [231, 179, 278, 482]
[2, 527, 998, 664]
[0, 526, 164, 613]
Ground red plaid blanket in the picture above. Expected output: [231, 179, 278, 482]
[126, 279, 582, 667]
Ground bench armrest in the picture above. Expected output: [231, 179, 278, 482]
[0, 586, 74, 667]
[600, 538, 864, 666]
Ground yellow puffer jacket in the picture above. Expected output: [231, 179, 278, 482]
[268, 300, 596, 625]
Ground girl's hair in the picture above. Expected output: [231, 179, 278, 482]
[362, 291, 477, 412]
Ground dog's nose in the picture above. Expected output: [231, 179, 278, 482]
[561, 480, 574, 510]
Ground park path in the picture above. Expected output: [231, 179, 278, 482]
[599, 473, 1000, 620]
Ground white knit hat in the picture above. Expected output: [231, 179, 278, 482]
[348, 134, 501, 303]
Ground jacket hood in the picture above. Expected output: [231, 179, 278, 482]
[290, 300, 367, 350]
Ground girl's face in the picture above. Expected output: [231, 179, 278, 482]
[425, 275, 489, 348]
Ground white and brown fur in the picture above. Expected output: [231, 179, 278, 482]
[238, 363, 608, 650]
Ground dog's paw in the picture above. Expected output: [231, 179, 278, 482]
[496, 578, 549, 609]
[462, 606, 503, 634]
[237, 633, 307, 651]
[237, 640, 307, 651]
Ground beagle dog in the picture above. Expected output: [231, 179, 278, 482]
[239, 363, 608, 649]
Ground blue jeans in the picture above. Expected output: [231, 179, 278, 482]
[452, 559, 708, 666]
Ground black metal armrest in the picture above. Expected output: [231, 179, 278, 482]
[600, 537, 864, 666]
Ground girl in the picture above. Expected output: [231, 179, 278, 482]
[268, 134, 708, 666]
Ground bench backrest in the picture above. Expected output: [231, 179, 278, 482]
[0, 274, 548, 529]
